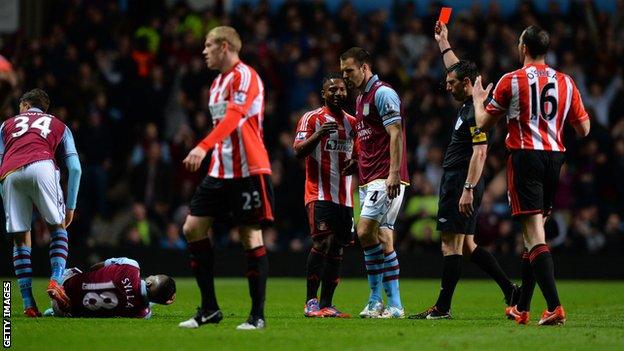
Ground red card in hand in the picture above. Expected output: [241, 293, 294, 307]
[439, 7, 452, 24]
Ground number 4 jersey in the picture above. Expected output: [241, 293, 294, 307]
[63, 258, 151, 318]
[485, 63, 589, 151]
[0, 108, 77, 179]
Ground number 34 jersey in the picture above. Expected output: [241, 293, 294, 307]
[64, 263, 150, 318]
[0, 109, 77, 179]
[485, 63, 589, 152]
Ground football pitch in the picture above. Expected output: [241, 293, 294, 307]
[8, 278, 624, 351]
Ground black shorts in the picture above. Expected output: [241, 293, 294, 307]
[436, 169, 484, 235]
[189, 175, 274, 226]
[507, 150, 565, 217]
[305, 200, 354, 246]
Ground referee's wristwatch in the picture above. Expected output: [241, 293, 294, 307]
[464, 182, 476, 190]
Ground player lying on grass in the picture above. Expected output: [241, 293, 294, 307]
[44, 257, 176, 318]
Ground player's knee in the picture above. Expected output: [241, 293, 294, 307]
[441, 234, 462, 256]
[182, 218, 207, 241]
[326, 237, 344, 257]
[312, 235, 331, 254]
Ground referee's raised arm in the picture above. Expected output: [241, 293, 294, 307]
[435, 21, 459, 69]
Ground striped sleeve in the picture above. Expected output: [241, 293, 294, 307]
[293, 111, 317, 144]
[228, 64, 259, 114]
[567, 77, 590, 125]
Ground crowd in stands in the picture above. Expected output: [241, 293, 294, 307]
[1, 0, 623, 256]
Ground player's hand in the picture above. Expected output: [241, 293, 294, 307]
[434, 21, 448, 42]
[472, 76, 493, 103]
[459, 189, 474, 217]
[64, 209, 75, 228]
[183, 146, 208, 172]
[342, 159, 358, 175]
[386, 171, 401, 200]
[318, 121, 338, 136]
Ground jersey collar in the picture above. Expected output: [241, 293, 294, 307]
[27, 107, 43, 113]
[363, 74, 379, 93]
[322, 106, 343, 118]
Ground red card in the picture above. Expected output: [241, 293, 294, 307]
[439, 7, 452, 24]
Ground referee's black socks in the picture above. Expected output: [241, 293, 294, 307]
[188, 238, 220, 312]
[435, 254, 462, 313]
[529, 244, 560, 311]
[470, 246, 514, 298]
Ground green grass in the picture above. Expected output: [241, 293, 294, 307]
[7, 278, 624, 351]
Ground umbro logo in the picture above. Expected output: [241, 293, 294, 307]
[439, 218, 447, 223]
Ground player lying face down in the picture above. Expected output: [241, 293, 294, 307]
[45, 257, 176, 318]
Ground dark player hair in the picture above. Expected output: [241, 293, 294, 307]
[19, 88, 50, 112]
[322, 72, 344, 87]
[148, 275, 176, 304]
[521, 25, 550, 58]
[446, 60, 479, 85]
[340, 47, 372, 68]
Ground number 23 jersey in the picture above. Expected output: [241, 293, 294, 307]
[485, 63, 589, 152]
[0, 108, 77, 179]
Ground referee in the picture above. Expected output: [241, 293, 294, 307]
[410, 21, 518, 319]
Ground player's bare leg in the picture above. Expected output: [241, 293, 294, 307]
[179, 215, 223, 328]
[522, 213, 565, 325]
[46, 223, 71, 312]
[236, 225, 268, 330]
[462, 235, 519, 307]
[13, 232, 41, 317]
[377, 227, 404, 318]
[357, 218, 384, 318]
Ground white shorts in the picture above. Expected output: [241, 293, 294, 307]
[359, 179, 406, 230]
[2, 160, 66, 233]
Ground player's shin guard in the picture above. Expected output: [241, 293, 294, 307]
[245, 246, 268, 319]
[435, 254, 462, 313]
[13, 245, 35, 309]
[517, 249, 535, 311]
[320, 253, 342, 308]
[529, 244, 561, 312]
[363, 244, 384, 303]
[306, 247, 324, 302]
[382, 251, 402, 308]
[49, 229, 69, 283]
[470, 246, 514, 297]
[188, 238, 220, 311]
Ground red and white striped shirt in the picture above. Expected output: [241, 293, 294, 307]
[207, 61, 271, 178]
[486, 63, 589, 152]
[294, 107, 357, 207]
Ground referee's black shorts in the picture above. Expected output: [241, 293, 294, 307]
[436, 168, 484, 235]
[507, 150, 565, 217]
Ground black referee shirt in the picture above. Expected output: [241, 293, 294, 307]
[442, 99, 489, 170]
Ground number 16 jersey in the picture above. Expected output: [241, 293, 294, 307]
[485, 63, 589, 152]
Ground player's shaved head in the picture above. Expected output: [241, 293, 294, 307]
[19, 88, 50, 112]
[146, 275, 176, 305]
[207, 26, 242, 53]
[521, 25, 550, 59]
